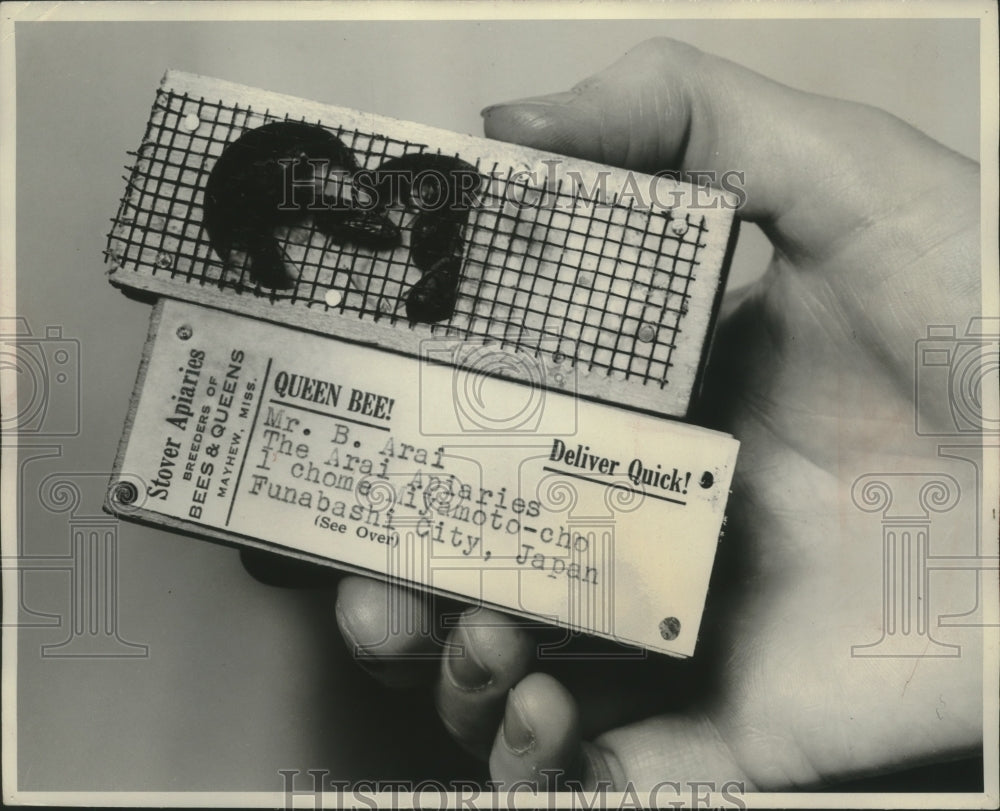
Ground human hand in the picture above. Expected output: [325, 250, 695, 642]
[334, 38, 983, 790]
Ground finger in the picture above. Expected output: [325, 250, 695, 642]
[585, 714, 756, 791]
[240, 547, 339, 588]
[481, 36, 976, 262]
[335, 576, 452, 689]
[490, 687, 755, 793]
[530, 631, 699, 738]
[435, 607, 536, 759]
[489, 672, 582, 789]
[483, 35, 979, 412]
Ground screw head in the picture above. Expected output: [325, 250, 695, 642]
[110, 480, 138, 506]
[659, 616, 681, 641]
[637, 323, 657, 343]
[670, 218, 689, 237]
[176, 325, 193, 341]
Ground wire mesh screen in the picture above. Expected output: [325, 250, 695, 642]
[107, 83, 713, 391]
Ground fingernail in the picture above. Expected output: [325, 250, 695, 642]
[336, 602, 375, 661]
[445, 628, 493, 691]
[481, 91, 580, 118]
[501, 690, 536, 755]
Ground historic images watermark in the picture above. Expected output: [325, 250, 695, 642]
[850, 318, 999, 659]
[278, 768, 748, 810]
[0, 316, 81, 439]
[850, 472, 964, 658]
[913, 318, 999, 438]
[515, 457, 646, 661]
[3, 457, 150, 659]
[419, 336, 578, 437]
[2, 317, 148, 658]
[277, 159, 749, 216]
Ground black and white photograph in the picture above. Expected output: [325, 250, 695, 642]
[1, 2, 997, 808]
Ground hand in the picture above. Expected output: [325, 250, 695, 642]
[334, 38, 983, 791]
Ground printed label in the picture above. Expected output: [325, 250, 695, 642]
[109, 300, 739, 657]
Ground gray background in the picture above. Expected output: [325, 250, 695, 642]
[12, 18, 980, 791]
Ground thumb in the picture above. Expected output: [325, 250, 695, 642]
[489, 676, 756, 792]
[482, 37, 976, 263]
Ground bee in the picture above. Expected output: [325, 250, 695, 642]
[204, 121, 481, 324]
[203, 121, 399, 290]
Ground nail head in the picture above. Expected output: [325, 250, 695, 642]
[659, 616, 681, 641]
[637, 323, 657, 343]
[111, 480, 138, 506]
